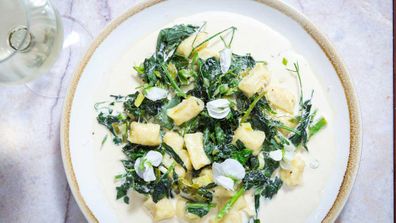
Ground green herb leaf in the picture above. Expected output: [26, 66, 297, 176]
[186, 202, 215, 217]
[289, 94, 314, 150]
[216, 187, 245, 221]
[282, 57, 288, 66]
[241, 91, 266, 123]
[162, 143, 187, 170]
[308, 117, 327, 138]
[230, 53, 256, 74]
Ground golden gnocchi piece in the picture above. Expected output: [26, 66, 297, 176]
[214, 186, 235, 198]
[199, 167, 214, 179]
[128, 122, 161, 146]
[238, 63, 271, 97]
[167, 96, 204, 126]
[280, 155, 305, 186]
[184, 132, 211, 170]
[192, 166, 213, 187]
[192, 174, 213, 187]
[162, 153, 189, 177]
[163, 132, 192, 170]
[232, 123, 266, 155]
[176, 32, 208, 58]
[161, 153, 174, 168]
[178, 149, 193, 171]
[144, 198, 176, 222]
[174, 165, 187, 178]
[266, 86, 296, 114]
[163, 131, 184, 153]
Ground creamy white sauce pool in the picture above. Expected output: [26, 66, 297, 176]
[92, 12, 336, 223]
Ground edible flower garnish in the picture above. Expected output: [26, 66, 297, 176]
[213, 158, 246, 191]
[206, 99, 230, 119]
[145, 87, 168, 101]
[134, 151, 163, 182]
[269, 150, 283, 161]
[219, 48, 232, 73]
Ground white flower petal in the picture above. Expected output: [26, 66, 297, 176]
[212, 162, 225, 178]
[146, 151, 163, 167]
[134, 158, 145, 179]
[213, 159, 246, 190]
[222, 159, 246, 180]
[215, 176, 235, 191]
[207, 99, 230, 119]
[134, 152, 163, 182]
[145, 87, 168, 101]
[220, 48, 232, 73]
[142, 167, 156, 182]
[269, 150, 283, 161]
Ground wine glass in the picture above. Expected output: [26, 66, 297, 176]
[0, 0, 92, 97]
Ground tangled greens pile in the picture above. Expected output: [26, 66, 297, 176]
[95, 24, 327, 222]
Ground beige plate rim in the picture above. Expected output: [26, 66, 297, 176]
[60, 0, 362, 222]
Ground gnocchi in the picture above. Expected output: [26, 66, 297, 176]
[163, 131, 184, 153]
[238, 63, 271, 97]
[167, 96, 204, 125]
[280, 155, 305, 186]
[144, 198, 176, 222]
[232, 123, 266, 155]
[184, 132, 211, 170]
[176, 32, 208, 58]
[128, 122, 161, 146]
[266, 86, 296, 114]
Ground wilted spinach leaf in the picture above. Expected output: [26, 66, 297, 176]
[186, 202, 215, 217]
[156, 24, 198, 61]
[230, 53, 256, 74]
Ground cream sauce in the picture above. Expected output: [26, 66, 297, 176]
[92, 12, 336, 223]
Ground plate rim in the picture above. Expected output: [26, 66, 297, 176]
[60, 0, 362, 222]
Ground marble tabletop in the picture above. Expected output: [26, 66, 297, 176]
[0, 0, 392, 222]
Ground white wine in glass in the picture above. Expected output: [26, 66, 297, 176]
[0, 0, 64, 84]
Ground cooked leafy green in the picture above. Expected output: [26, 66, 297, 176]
[162, 143, 186, 170]
[123, 92, 166, 120]
[309, 117, 327, 138]
[178, 180, 214, 203]
[95, 23, 328, 221]
[155, 97, 180, 129]
[186, 202, 215, 217]
[230, 53, 256, 74]
[151, 164, 174, 202]
[289, 94, 314, 150]
[156, 24, 198, 61]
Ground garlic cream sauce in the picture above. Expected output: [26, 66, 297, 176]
[92, 12, 336, 223]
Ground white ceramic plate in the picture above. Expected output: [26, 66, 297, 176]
[61, 0, 361, 222]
